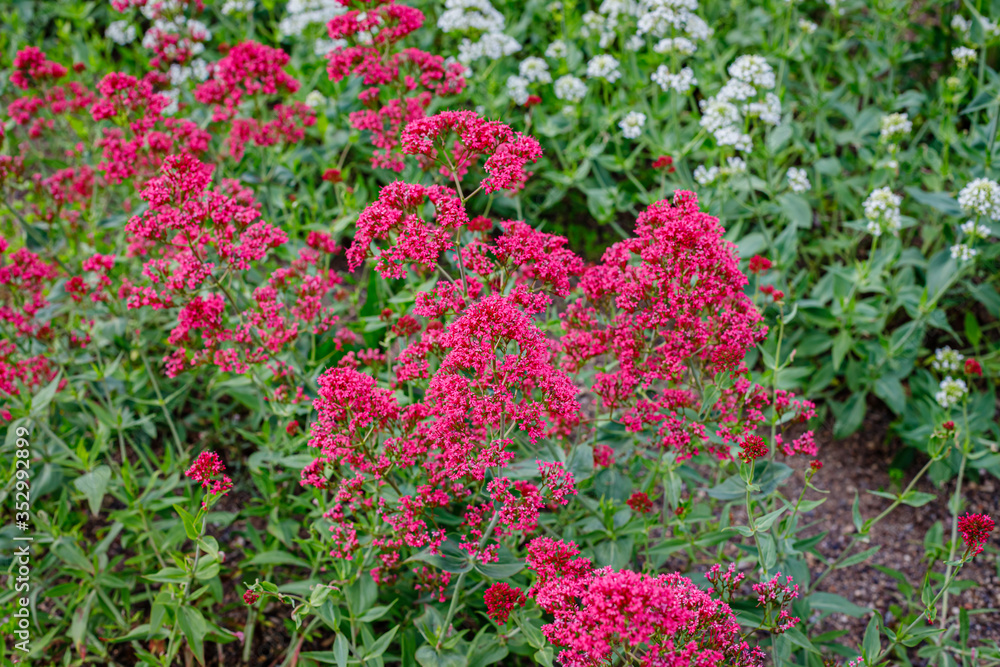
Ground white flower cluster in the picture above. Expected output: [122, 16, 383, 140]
[577, 0, 710, 53]
[635, 0, 712, 43]
[879, 112, 912, 143]
[507, 75, 530, 105]
[960, 219, 992, 240]
[932, 346, 964, 372]
[167, 59, 209, 86]
[935, 377, 968, 409]
[438, 0, 505, 33]
[554, 75, 588, 102]
[304, 90, 327, 108]
[693, 157, 746, 185]
[545, 40, 569, 59]
[798, 19, 817, 34]
[314, 38, 348, 56]
[952, 15, 970, 36]
[958, 177, 1000, 220]
[651, 65, 696, 93]
[728, 54, 776, 88]
[619, 111, 646, 139]
[863, 187, 902, 237]
[458, 31, 522, 64]
[950, 243, 979, 261]
[953, 46, 977, 68]
[787, 167, 811, 193]
[107, 20, 137, 45]
[694, 164, 719, 185]
[698, 55, 779, 153]
[587, 54, 622, 83]
[278, 0, 346, 38]
[221, 0, 254, 15]
[519, 57, 552, 83]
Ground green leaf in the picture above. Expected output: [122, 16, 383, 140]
[415, 645, 469, 667]
[755, 505, 788, 532]
[833, 393, 867, 440]
[836, 546, 882, 569]
[179, 607, 207, 665]
[73, 465, 111, 515]
[831, 330, 852, 371]
[873, 376, 906, 415]
[474, 561, 525, 579]
[758, 533, 777, 571]
[244, 550, 311, 568]
[175, 506, 201, 542]
[145, 567, 188, 583]
[364, 625, 398, 659]
[810, 592, 871, 617]
[862, 614, 880, 659]
[904, 188, 962, 216]
[53, 538, 95, 575]
[358, 602, 395, 622]
[900, 491, 936, 507]
[334, 634, 349, 667]
[30, 372, 62, 416]
[852, 491, 864, 533]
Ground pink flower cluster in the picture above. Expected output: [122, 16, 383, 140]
[561, 190, 768, 460]
[525, 537, 766, 667]
[121, 153, 342, 377]
[90, 71, 210, 185]
[185, 451, 234, 506]
[325, 0, 466, 171]
[0, 240, 62, 407]
[751, 572, 801, 634]
[483, 582, 526, 624]
[194, 42, 314, 161]
[400, 110, 543, 193]
[958, 513, 994, 558]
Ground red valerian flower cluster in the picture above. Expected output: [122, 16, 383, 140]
[302, 109, 789, 597]
[561, 190, 769, 460]
[185, 451, 234, 506]
[325, 0, 467, 171]
[483, 582, 526, 624]
[400, 110, 543, 193]
[738, 434, 768, 463]
[0, 240, 63, 408]
[121, 153, 342, 378]
[195, 41, 315, 161]
[751, 572, 801, 634]
[957, 513, 994, 558]
[524, 537, 766, 667]
[627, 491, 654, 514]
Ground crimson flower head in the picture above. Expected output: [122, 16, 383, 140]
[958, 513, 994, 558]
[185, 451, 234, 506]
[525, 94, 542, 107]
[942, 420, 956, 431]
[652, 155, 674, 172]
[748, 255, 772, 275]
[626, 491, 653, 514]
[322, 168, 342, 183]
[593, 444, 615, 468]
[483, 582, 526, 624]
[286, 420, 299, 436]
[738, 435, 768, 464]
[965, 359, 982, 377]
[809, 460, 823, 472]
[243, 590, 260, 605]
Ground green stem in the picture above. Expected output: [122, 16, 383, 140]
[939, 403, 971, 627]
